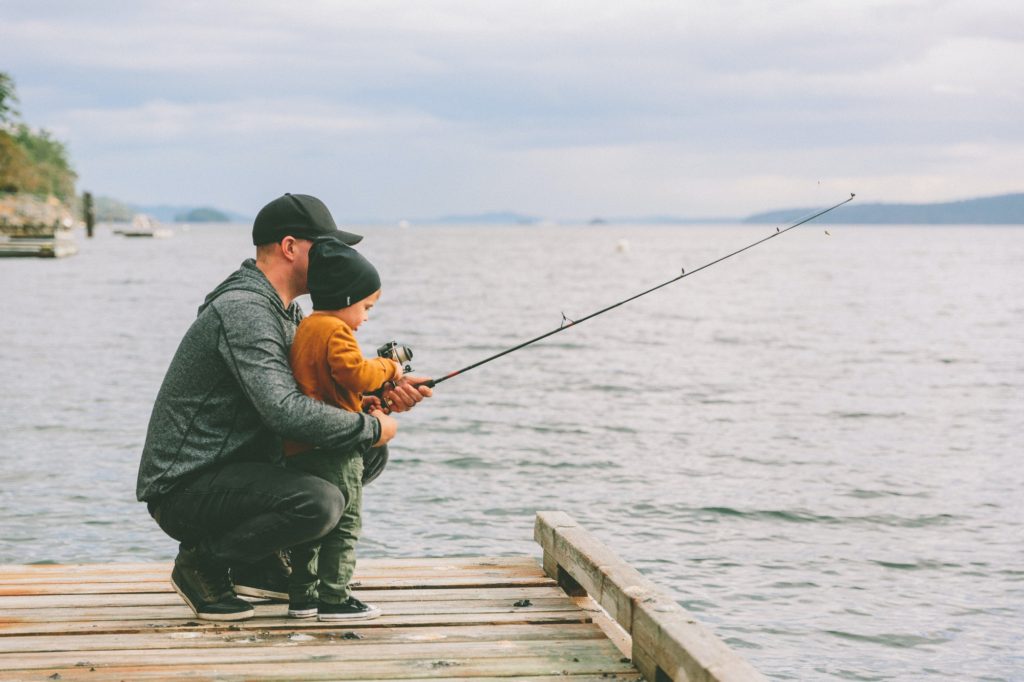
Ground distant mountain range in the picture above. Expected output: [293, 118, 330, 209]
[98, 192, 1024, 226]
[425, 194, 1024, 225]
[93, 197, 251, 223]
[744, 193, 1024, 225]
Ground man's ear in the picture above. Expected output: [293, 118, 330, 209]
[279, 236, 299, 261]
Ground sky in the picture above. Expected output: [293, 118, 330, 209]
[1, 0, 1021, 220]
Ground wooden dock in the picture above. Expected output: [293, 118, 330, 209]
[0, 512, 765, 682]
[0, 233, 78, 258]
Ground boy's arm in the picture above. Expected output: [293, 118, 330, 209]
[212, 295, 381, 451]
[327, 327, 399, 395]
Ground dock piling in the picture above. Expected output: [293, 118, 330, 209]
[83, 191, 95, 238]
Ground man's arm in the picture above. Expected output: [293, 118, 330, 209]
[212, 295, 382, 451]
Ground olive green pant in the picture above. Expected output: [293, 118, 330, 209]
[285, 448, 363, 604]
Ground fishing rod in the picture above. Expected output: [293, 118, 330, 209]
[381, 193, 854, 391]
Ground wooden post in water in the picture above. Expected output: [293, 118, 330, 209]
[535, 511, 767, 682]
[82, 191, 95, 238]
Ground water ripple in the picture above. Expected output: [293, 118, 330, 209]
[823, 630, 952, 649]
[696, 506, 958, 528]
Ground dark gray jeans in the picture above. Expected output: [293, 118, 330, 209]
[148, 446, 388, 566]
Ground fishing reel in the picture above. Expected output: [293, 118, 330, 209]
[367, 341, 415, 414]
[377, 341, 414, 373]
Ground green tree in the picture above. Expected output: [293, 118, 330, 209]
[0, 71, 18, 125]
[0, 132, 35, 192]
[13, 124, 77, 200]
[0, 72, 77, 201]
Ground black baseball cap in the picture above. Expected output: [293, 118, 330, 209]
[251, 193, 363, 246]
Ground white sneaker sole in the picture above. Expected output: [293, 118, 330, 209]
[288, 607, 318, 619]
[317, 606, 382, 621]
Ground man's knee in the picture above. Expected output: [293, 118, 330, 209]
[294, 477, 345, 540]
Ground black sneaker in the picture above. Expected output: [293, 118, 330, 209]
[288, 599, 318, 619]
[171, 548, 254, 622]
[317, 596, 382, 621]
[233, 550, 290, 602]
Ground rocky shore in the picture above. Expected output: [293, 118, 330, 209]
[0, 193, 76, 237]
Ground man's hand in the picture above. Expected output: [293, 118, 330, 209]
[371, 409, 398, 447]
[381, 375, 433, 413]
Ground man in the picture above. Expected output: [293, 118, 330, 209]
[136, 193, 431, 621]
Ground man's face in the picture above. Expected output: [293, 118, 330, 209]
[286, 237, 315, 293]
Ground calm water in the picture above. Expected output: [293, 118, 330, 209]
[1, 223, 1021, 680]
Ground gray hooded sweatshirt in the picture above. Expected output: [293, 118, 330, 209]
[136, 259, 379, 502]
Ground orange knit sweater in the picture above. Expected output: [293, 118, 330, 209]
[284, 312, 398, 456]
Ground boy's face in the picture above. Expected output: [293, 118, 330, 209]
[333, 289, 381, 331]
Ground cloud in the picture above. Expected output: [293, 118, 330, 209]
[60, 100, 443, 144]
[1, 0, 1022, 216]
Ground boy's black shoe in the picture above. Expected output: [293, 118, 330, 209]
[288, 599, 318, 619]
[233, 550, 290, 602]
[317, 596, 382, 621]
[171, 548, 254, 621]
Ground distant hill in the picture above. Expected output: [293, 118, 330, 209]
[174, 207, 231, 222]
[745, 193, 1024, 225]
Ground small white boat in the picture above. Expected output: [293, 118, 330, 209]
[115, 214, 173, 238]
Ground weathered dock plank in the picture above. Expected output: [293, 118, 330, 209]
[0, 550, 641, 681]
[0, 622, 606, 655]
[0, 586, 567, 611]
[0, 575, 555, 596]
[9, 654, 639, 682]
[0, 599, 582, 623]
[0, 637, 629, 670]
[0, 610, 596, 638]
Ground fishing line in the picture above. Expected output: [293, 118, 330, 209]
[417, 194, 855, 389]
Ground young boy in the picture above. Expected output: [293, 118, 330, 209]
[284, 237, 402, 621]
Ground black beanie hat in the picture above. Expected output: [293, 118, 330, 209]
[252, 193, 363, 246]
[308, 237, 381, 311]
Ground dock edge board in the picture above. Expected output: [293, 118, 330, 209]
[534, 511, 767, 682]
